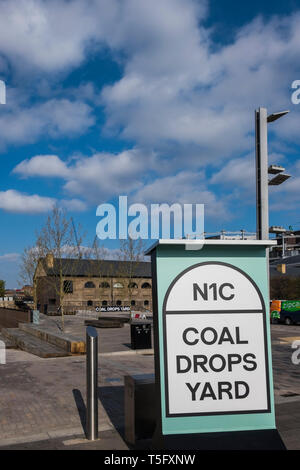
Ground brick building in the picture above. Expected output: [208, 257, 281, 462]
[34, 253, 152, 314]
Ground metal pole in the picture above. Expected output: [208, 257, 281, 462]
[86, 326, 98, 440]
[255, 107, 269, 240]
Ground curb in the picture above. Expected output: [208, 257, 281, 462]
[0, 422, 113, 448]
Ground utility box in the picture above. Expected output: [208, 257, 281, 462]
[124, 374, 156, 445]
[146, 238, 285, 450]
[130, 322, 152, 350]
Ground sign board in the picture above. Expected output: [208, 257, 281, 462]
[96, 306, 130, 313]
[163, 262, 270, 417]
[146, 239, 281, 445]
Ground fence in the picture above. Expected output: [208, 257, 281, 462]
[0, 307, 31, 329]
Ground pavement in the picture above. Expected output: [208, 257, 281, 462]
[34, 312, 153, 354]
[0, 319, 299, 450]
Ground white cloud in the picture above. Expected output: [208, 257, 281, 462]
[60, 199, 87, 212]
[0, 98, 94, 148]
[1, 1, 300, 160]
[0, 253, 20, 263]
[13, 151, 229, 218]
[14, 149, 153, 203]
[210, 155, 255, 191]
[269, 159, 300, 211]
[0, 190, 55, 214]
[2, 1, 300, 223]
[133, 170, 229, 219]
[0, 189, 86, 214]
[100, 6, 300, 161]
[0, 0, 111, 73]
[14, 155, 69, 178]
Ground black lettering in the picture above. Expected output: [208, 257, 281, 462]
[243, 353, 257, 371]
[218, 382, 233, 399]
[219, 283, 235, 300]
[228, 354, 242, 372]
[193, 283, 208, 301]
[218, 327, 235, 345]
[182, 328, 199, 346]
[235, 381, 250, 399]
[176, 355, 192, 373]
[200, 382, 217, 400]
[209, 354, 226, 372]
[186, 382, 201, 401]
[193, 355, 208, 373]
[209, 283, 218, 301]
[236, 327, 248, 344]
[201, 327, 218, 345]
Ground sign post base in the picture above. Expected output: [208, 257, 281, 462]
[152, 429, 286, 450]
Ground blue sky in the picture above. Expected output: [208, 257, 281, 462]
[1, 0, 300, 287]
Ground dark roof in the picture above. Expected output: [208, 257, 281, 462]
[270, 254, 300, 266]
[270, 264, 300, 280]
[40, 258, 152, 278]
[269, 254, 300, 278]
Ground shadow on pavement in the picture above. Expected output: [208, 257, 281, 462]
[72, 388, 87, 438]
[98, 385, 125, 438]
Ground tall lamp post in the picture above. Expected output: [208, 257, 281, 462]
[255, 108, 290, 240]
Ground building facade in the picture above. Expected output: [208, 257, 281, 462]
[34, 254, 152, 314]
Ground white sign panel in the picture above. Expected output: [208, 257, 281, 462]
[163, 262, 270, 417]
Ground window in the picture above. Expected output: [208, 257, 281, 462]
[49, 298, 56, 305]
[102, 300, 108, 306]
[100, 281, 110, 288]
[141, 282, 151, 289]
[131, 300, 136, 306]
[116, 300, 122, 306]
[84, 281, 95, 288]
[113, 282, 124, 289]
[144, 300, 149, 306]
[128, 282, 138, 289]
[63, 280, 73, 293]
[87, 300, 93, 307]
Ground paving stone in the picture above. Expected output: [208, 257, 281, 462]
[0, 323, 298, 449]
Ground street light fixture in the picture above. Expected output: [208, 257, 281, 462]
[268, 165, 285, 174]
[268, 164, 291, 186]
[267, 111, 289, 123]
[255, 107, 290, 240]
[268, 173, 291, 186]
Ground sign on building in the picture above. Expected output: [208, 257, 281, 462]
[96, 306, 131, 313]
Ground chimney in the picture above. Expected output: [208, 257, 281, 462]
[45, 253, 54, 269]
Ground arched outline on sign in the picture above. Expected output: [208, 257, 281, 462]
[162, 261, 271, 418]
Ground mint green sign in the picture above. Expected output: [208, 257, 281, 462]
[148, 240, 277, 436]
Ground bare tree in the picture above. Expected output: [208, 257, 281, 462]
[118, 237, 147, 307]
[19, 244, 42, 309]
[35, 205, 83, 331]
[83, 237, 106, 308]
